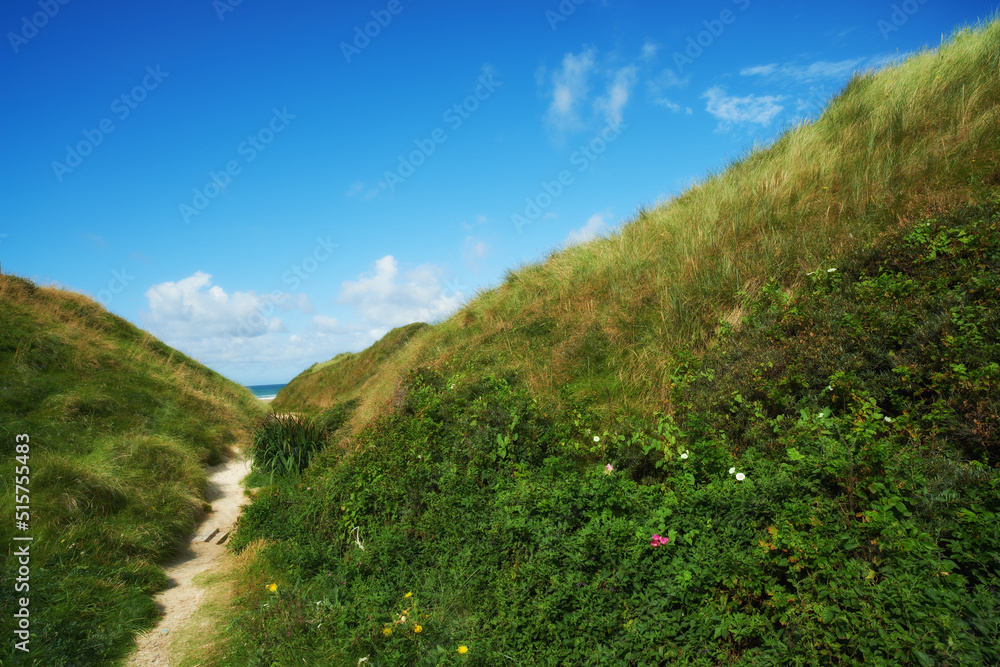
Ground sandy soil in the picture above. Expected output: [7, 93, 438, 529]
[125, 454, 252, 667]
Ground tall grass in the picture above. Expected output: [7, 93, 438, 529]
[277, 18, 1000, 430]
[0, 274, 264, 664]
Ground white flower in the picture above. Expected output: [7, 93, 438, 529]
[826, 385, 833, 392]
[594, 435, 600, 442]
[728, 467, 736, 475]
[735, 472, 746, 481]
[884, 416, 893, 423]
[827, 268, 837, 273]
[681, 451, 689, 460]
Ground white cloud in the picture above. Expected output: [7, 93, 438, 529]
[545, 48, 597, 132]
[595, 65, 637, 127]
[142, 271, 310, 340]
[566, 211, 611, 246]
[702, 86, 784, 129]
[337, 255, 463, 327]
[640, 41, 658, 61]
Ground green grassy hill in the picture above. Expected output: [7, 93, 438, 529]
[278, 21, 1000, 432]
[201, 18, 1000, 667]
[0, 275, 264, 665]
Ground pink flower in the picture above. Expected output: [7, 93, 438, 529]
[604, 464, 614, 474]
[650, 534, 670, 547]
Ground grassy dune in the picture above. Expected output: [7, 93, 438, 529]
[0, 275, 264, 665]
[215, 20, 1000, 666]
[278, 20, 1000, 429]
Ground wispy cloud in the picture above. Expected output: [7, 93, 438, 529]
[544, 48, 597, 132]
[595, 65, 637, 126]
[739, 58, 866, 83]
[646, 67, 692, 114]
[702, 86, 784, 130]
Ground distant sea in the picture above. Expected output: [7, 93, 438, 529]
[246, 383, 287, 401]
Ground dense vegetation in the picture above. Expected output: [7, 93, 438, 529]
[0, 276, 263, 665]
[212, 197, 1000, 665]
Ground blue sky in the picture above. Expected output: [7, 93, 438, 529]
[2, 0, 995, 385]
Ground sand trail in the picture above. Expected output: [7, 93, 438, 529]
[126, 454, 252, 667]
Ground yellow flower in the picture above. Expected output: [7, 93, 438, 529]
[458, 646, 468, 654]
[383, 627, 392, 636]
[268, 583, 278, 593]
[404, 591, 413, 598]
[414, 625, 423, 633]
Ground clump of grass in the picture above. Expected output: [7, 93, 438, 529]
[250, 414, 328, 478]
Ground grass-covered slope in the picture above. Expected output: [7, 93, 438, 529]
[208, 19, 1000, 667]
[0, 275, 264, 665]
[221, 196, 999, 666]
[279, 20, 1000, 429]
[272, 322, 427, 414]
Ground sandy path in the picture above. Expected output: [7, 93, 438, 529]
[126, 454, 252, 667]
